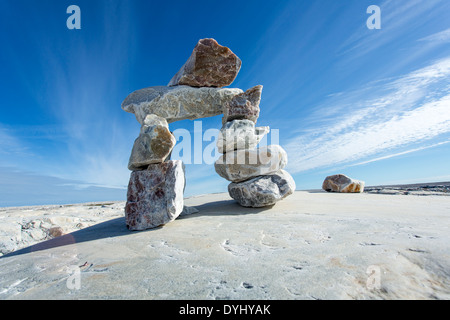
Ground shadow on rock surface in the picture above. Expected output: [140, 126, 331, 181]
[180, 199, 275, 220]
[1, 217, 132, 258]
[1, 199, 273, 258]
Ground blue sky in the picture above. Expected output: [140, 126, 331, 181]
[1, 0, 449, 206]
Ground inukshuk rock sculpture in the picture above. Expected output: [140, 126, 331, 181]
[122, 38, 295, 230]
[122, 39, 242, 230]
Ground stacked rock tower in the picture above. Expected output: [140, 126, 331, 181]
[121, 38, 295, 230]
[214, 80, 296, 208]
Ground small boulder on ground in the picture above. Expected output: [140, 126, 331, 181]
[48, 227, 65, 238]
[322, 174, 365, 193]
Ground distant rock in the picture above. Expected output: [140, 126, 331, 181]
[217, 119, 269, 154]
[0, 202, 125, 257]
[48, 227, 64, 238]
[128, 115, 176, 171]
[364, 184, 450, 196]
[126, 160, 185, 231]
[222, 85, 262, 124]
[0, 223, 22, 256]
[168, 38, 242, 88]
[122, 85, 243, 124]
[322, 174, 365, 193]
[215, 145, 287, 182]
[228, 170, 296, 207]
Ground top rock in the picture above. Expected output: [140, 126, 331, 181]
[168, 38, 242, 88]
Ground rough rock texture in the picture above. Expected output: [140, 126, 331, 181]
[222, 85, 262, 124]
[323, 174, 365, 193]
[1, 191, 449, 300]
[128, 115, 176, 171]
[217, 119, 269, 154]
[179, 206, 200, 217]
[122, 86, 243, 124]
[364, 182, 450, 196]
[168, 38, 242, 88]
[0, 202, 200, 257]
[215, 145, 287, 182]
[0, 202, 126, 257]
[126, 160, 185, 231]
[228, 170, 296, 207]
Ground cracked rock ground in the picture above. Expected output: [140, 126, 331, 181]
[0, 191, 449, 299]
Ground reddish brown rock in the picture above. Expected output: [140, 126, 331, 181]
[168, 38, 242, 88]
[48, 227, 65, 238]
[322, 174, 365, 193]
[125, 160, 185, 231]
[222, 85, 262, 124]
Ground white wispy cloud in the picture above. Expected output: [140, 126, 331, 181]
[28, 2, 138, 189]
[0, 125, 34, 161]
[284, 57, 450, 173]
[0, 2, 139, 192]
[0, 167, 126, 207]
[335, 0, 449, 77]
[349, 140, 450, 167]
[419, 28, 450, 43]
[337, 0, 445, 56]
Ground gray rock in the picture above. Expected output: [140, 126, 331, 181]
[0, 223, 22, 256]
[141, 113, 169, 129]
[322, 174, 365, 193]
[215, 145, 288, 182]
[222, 85, 262, 124]
[122, 86, 243, 124]
[228, 170, 296, 207]
[217, 119, 269, 154]
[126, 160, 185, 231]
[168, 38, 242, 88]
[0, 202, 125, 257]
[179, 206, 200, 217]
[128, 115, 176, 171]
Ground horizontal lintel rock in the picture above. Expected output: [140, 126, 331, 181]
[125, 160, 185, 231]
[222, 85, 262, 124]
[228, 170, 296, 208]
[217, 119, 269, 154]
[168, 38, 242, 88]
[122, 86, 243, 124]
[128, 115, 176, 171]
[215, 145, 288, 183]
[322, 174, 365, 193]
